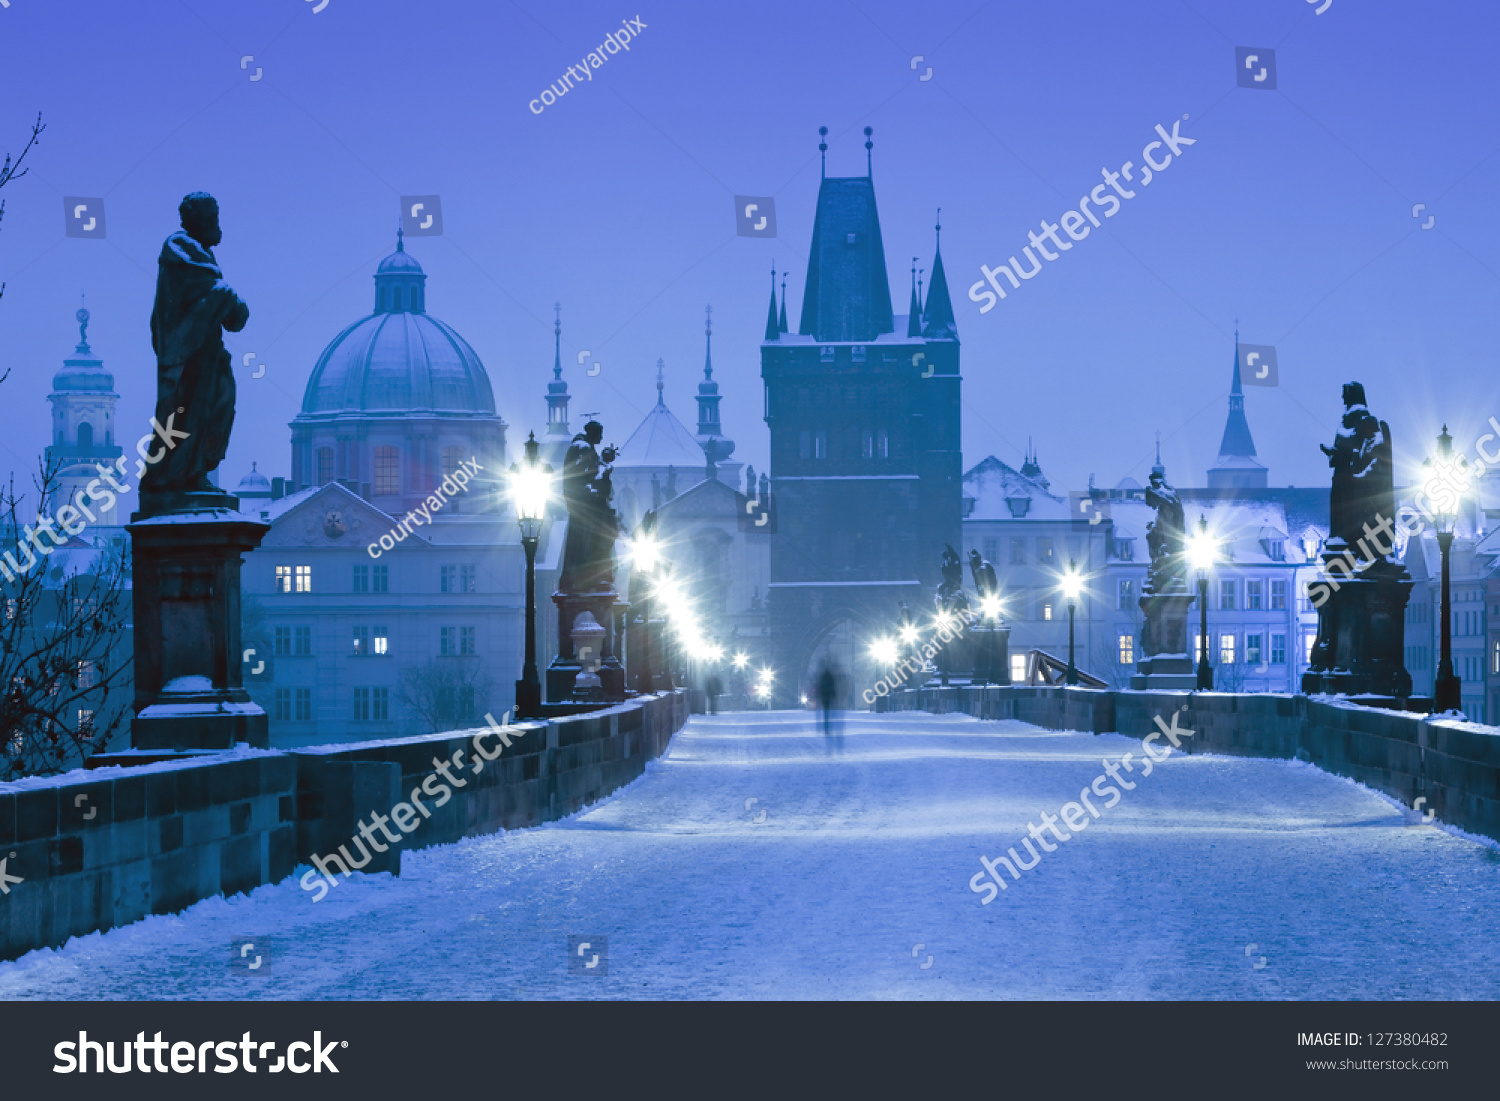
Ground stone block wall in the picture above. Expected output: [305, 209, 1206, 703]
[0, 691, 688, 962]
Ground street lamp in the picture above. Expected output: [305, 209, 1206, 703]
[868, 636, 899, 667]
[1060, 561, 1082, 686]
[1432, 425, 1463, 712]
[1188, 514, 1216, 691]
[508, 431, 552, 718]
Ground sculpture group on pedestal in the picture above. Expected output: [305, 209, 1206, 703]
[1303, 383, 1414, 701]
[549, 419, 628, 704]
[1130, 467, 1198, 689]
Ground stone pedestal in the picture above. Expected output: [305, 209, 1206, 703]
[126, 501, 269, 750]
[547, 590, 626, 703]
[1130, 590, 1199, 690]
[1301, 557, 1414, 699]
[968, 625, 1011, 685]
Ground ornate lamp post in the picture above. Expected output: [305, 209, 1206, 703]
[1188, 514, 1216, 691]
[509, 432, 552, 718]
[1061, 561, 1082, 686]
[1432, 426, 1463, 712]
[627, 531, 661, 694]
[977, 592, 1002, 686]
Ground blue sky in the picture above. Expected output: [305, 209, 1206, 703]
[0, 0, 1496, 499]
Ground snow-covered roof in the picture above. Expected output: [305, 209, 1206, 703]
[617, 398, 707, 470]
[963, 455, 1070, 521]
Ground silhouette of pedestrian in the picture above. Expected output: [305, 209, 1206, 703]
[817, 663, 843, 753]
[705, 671, 722, 715]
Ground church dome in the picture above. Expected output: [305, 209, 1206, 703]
[235, 462, 272, 498]
[298, 235, 495, 415]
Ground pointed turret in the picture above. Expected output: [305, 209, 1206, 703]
[906, 256, 922, 337]
[764, 265, 780, 342]
[778, 273, 788, 333]
[921, 210, 956, 340]
[1207, 332, 1268, 488]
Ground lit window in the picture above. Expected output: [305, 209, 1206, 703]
[1043, 602, 1053, 621]
[77, 709, 94, 734]
[1220, 634, 1236, 664]
[374, 628, 388, 656]
[1492, 638, 1500, 675]
[1270, 579, 1286, 610]
[1011, 653, 1027, 683]
[374, 446, 400, 496]
[877, 430, 889, 459]
[352, 626, 368, 656]
[77, 660, 96, 689]
[1272, 634, 1286, 664]
[295, 565, 312, 593]
[275, 565, 292, 593]
[1305, 632, 1317, 663]
[814, 431, 827, 460]
[1118, 633, 1134, 665]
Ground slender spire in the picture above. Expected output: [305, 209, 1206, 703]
[1151, 431, 1165, 479]
[703, 304, 713, 378]
[397, 222, 404, 252]
[553, 301, 562, 379]
[864, 126, 873, 177]
[778, 273, 788, 333]
[764, 264, 780, 341]
[819, 126, 828, 178]
[921, 207, 956, 339]
[907, 256, 922, 337]
[546, 301, 571, 437]
[655, 357, 665, 407]
[917, 268, 925, 313]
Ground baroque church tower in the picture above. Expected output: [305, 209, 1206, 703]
[759, 128, 963, 701]
[46, 305, 124, 528]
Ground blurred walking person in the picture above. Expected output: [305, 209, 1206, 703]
[817, 663, 844, 754]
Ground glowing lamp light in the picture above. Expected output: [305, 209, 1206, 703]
[868, 636, 899, 666]
[629, 534, 662, 573]
[898, 624, 920, 645]
[732, 652, 749, 670]
[1187, 521, 1217, 574]
[979, 594, 1002, 620]
[1060, 569, 1083, 604]
[507, 432, 552, 540]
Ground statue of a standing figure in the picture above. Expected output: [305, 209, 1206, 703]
[936, 544, 970, 617]
[1143, 467, 1187, 593]
[143, 192, 249, 502]
[967, 549, 998, 601]
[1322, 381, 1396, 559]
[559, 420, 620, 593]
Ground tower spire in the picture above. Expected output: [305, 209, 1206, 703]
[907, 255, 922, 337]
[546, 300, 571, 439]
[865, 126, 873, 177]
[397, 222, 404, 252]
[553, 301, 562, 379]
[703, 303, 713, 379]
[655, 357, 665, 407]
[819, 126, 828, 178]
[778, 272, 788, 333]
[920, 207, 956, 339]
[764, 264, 780, 341]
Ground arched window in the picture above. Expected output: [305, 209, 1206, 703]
[76, 422, 93, 448]
[392, 286, 403, 312]
[373, 446, 400, 495]
[316, 447, 335, 485]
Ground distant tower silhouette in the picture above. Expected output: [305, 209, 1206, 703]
[46, 302, 123, 529]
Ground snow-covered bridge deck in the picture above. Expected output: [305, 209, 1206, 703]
[4, 712, 1499, 1000]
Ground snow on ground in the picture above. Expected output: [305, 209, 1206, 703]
[4, 710, 1500, 1000]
